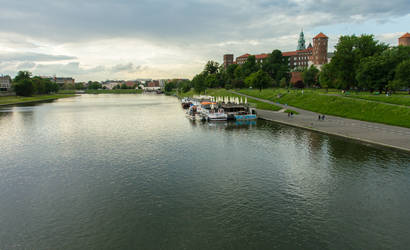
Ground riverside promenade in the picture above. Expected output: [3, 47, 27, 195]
[231, 91, 410, 152]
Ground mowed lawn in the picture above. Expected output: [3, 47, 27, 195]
[237, 88, 410, 128]
[342, 94, 410, 106]
[0, 94, 76, 106]
[178, 89, 282, 111]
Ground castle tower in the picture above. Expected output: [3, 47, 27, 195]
[398, 33, 410, 46]
[223, 54, 234, 69]
[297, 30, 306, 51]
[312, 32, 328, 65]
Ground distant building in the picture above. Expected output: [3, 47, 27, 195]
[297, 30, 306, 50]
[125, 81, 137, 88]
[223, 54, 234, 69]
[399, 33, 410, 46]
[147, 81, 160, 88]
[43, 77, 75, 86]
[290, 72, 303, 86]
[101, 82, 119, 89]
[311, 32, 329, 66]
[229, 32, 329, 70]
[235, 53, 251, 65]
[0, 75, 12, 91]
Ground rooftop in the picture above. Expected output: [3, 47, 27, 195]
[314, 32, 328, 39]
[400, 32, 410, 38]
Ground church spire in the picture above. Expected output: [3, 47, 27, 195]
[297, 29, 306, 50]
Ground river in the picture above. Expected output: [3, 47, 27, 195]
[0, 94, 409, 249]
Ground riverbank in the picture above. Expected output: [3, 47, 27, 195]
[237, 88, 410, 128]
[0, 94, 77, 106]
[232, 91, 410, 152]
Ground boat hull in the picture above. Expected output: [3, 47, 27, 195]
[234, 114, 257, 120]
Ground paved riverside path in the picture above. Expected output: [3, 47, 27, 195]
[230, 91, 410, 152]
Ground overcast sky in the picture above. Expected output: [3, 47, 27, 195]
[0, 0, 409, 81]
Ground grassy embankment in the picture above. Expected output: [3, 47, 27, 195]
[177, 89, 282, 111]
[302, 88, 410, 106]
[0, 94, 77, 106]
[237, 88, 410, 128]
[58, 89, 143, 94]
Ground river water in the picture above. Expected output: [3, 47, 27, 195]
[0, 94, 409, 249]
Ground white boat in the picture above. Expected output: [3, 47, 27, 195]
[204, 108, 228, 121]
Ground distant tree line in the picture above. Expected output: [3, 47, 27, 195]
[190, 49, 290, 93]
[319, 34, 410, 93]
[12, 71, 60, 96]
[190, 34, 410, 93]
[164, 79, 192, 93]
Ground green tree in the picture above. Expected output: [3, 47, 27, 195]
[13, 79, 34, 96]
[319, 63, 336, 90]
[262, 50, 289, 83]
[356, 55, 389, 92]
[14, 71, 32, 82]
[279, 77, 288, 88]
[390, 59, 410, 93]
[88, 82, 102, 89]
[204, 61, 219, 75]
[242, 55, 259, 77]
[32, 76, 46, 94]
[13, 71, 34, 96]
[245, 70, 273, 92]
[75, 83, 85, 90]
[192, 73, 207, 93]
[330, 34, 388, 89]
[302, 65, 319, 88]
[226, 64, 238, 82]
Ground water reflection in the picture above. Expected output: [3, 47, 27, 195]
[0, 94, 409, 250]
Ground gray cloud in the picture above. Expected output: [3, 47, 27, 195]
[0, 52, 76, 62]
[17, 62, 36, 69]
[0, 0, 408, 43]
[111, 63, 143, 73]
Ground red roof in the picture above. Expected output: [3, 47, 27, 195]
[314, 32, 328, 39]
[237, 53, 251, 59]
[400, 32, 410, 38]
[282, 51, 297, 57]
[125, 81, 136, 87]
[297, 47, 313, 53]
[255, 53, 268, 59]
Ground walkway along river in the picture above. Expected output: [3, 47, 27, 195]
[0, 94, 409, 249]
[231, 91, 410, 152]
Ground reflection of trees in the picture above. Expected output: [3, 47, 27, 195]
[326, 136, 402, 163]
[306, 132, 324, 154]
[0, 111, 13, 120]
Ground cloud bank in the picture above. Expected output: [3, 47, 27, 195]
[0, 0, 408, 81]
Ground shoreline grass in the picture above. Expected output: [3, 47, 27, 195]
[237, 88, 410, 128]
[0, 94, 77, 106]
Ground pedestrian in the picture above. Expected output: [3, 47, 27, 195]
[322, 115, 325, 120]
[318, 115, 321, 120]
[291, 112, 294, 117]
[288, 112, 290, 117]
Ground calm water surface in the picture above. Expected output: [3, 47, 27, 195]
[0, 94, 409, 249]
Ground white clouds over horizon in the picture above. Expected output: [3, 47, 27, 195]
[0, 0, 409, 81]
